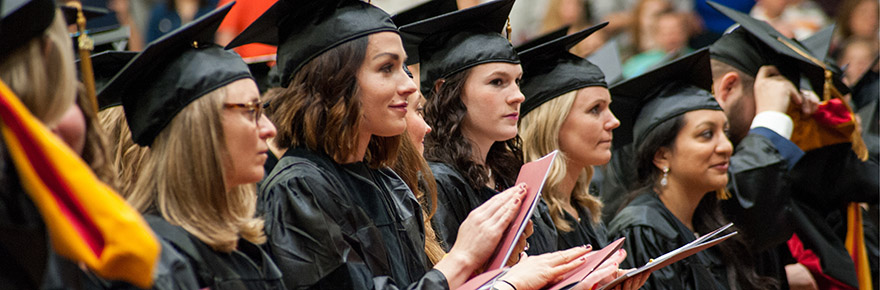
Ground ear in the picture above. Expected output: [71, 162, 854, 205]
[714, 72, 740, 104]
[652, 146, 672, 172]
[433, 79, 446, 94]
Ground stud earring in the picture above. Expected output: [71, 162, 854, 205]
[660, 167, 669, 186]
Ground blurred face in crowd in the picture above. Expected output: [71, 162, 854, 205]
[357, 32, 417, 138]
[657, 110, 733, 193]
[637, 0, 673, 50]
[405, 91, 432, 155]
[460, 62, 525, 144]
[849, 0, 879, 39]
[222, 79, 277, 188]
[654, 13, 689, 53]
[839, 40, 877, 86]
[757, 0, 790, 18]
[558, 87, 620, 168]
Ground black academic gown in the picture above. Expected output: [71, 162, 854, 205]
[428, 162, 559, 255]
[144, 215, 284, 290]
[858, 99, 879, 163]
[599, 129, 794, 286]
[77, 238, 201, 290]
[608, 194, 729, 290]
[556, 205, 608, 250]
[258, 148, 447, 290]
[784, 142, 880, 288]
[0, 159, 68, 290]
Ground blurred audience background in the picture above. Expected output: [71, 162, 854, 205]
[76, 0, 876, 97]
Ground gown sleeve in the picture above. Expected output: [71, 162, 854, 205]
[259, 160, 448, 290]
[722, 130, 797, 251]
[608, 208, 688, 290]
[428, 163, 475, 250]
[525, 200, 559, 255]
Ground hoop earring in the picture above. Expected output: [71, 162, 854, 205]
[660, 167, 669, 187]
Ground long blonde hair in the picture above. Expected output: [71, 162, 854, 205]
[75, 84, 118, 190]
[392, 133, 445, 265]
[0, 10, 77, 125]
[98, 106, 149, 196]
[519, 90, 602, 232]
[127, 86, 264, 252]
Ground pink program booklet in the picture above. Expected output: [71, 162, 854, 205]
[486, 150, 559, 271]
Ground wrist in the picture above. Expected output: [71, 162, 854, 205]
[750, 111, 794, 139]
[492, 279, 517, 290]
[445, 250, 478, 272]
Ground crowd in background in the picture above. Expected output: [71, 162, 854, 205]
[69, 0, 878, 89]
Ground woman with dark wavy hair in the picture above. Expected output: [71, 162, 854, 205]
[402, 0, 558, 257]
[228, 0, 596, 289]
[606, 50, 778, 290]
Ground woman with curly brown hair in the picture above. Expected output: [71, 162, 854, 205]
[227, 0, 600, 289]
[403, 0, 563, 257]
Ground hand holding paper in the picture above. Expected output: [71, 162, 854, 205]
[487, 150, 559, 270]
[597, 223, 738, 290]
[438, 184, 527, 289]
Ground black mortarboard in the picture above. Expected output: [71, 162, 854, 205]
[391, 0, 457, 27]
[102, 2, 252, 146]
[226, 0, 398, 88]
[399, 0, 519, 96]
[708, 1, 849, 96]
[519, 23, 608, 117]
[60, 5, 108, 26]
[801, 24, 835, 60]
[610, 48, 722, 148]
[514, 25, 569, 53]
[586, 38, 623, 85]
[76, 51, 137, 110]
[0, 0, 55, 58]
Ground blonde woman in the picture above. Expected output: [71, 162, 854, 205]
[517, 26, 649, 290]
[104, 4, 283, 289]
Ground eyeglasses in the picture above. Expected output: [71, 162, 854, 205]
[223, 102, 263, 124]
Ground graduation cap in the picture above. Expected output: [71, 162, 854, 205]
[610, 48, 721, 148]
[391, 0, 457, 27]
[226, 0, 398, 88]
[60, 5, 108, 26]
[707, 1, 849, 97]
[801, 24, 835, 60]
[399, 0, 518, 96]
[0, 0, 56, 58]
[519, 22, 608, 117]
[102, 2, 252, 146]
[514, 25, 569, 53]
[75, 50, 136, 110]
[586, 38, 623, 85]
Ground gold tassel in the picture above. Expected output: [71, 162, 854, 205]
[69, 2, 98, 114]
[823, 68, 869, 161]
[716, 187, 731, 200]
[506, 17, 512, 42]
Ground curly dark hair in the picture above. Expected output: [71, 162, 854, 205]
[423, 68, 523, 190]
[272, 36, 400, 167]
[624, 114, 779, 290]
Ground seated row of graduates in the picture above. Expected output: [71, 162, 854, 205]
[3, 0, 876, 289]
